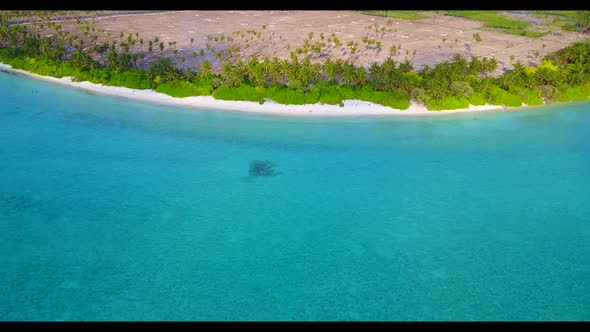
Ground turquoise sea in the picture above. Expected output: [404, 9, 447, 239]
[1, 71, 589, 321]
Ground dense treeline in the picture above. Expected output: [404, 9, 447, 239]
[1, 11, 589, 110]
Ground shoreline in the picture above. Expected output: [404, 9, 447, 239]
[1, 62, 529, 117]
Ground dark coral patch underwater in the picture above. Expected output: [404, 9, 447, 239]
[248, 160, 280, 178]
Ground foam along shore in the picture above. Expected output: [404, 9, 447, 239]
[1, 62, 522, 117]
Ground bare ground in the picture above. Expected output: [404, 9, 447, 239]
[40, 11, 589, 75]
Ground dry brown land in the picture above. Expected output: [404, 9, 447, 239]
[48, 11, 588, 75]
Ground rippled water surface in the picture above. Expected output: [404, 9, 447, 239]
[1, 72, 589, 320]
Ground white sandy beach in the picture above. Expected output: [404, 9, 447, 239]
[1, 62, 522, 117]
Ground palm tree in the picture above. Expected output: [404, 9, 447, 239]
[398, 59, 414, 74]
[245, 56, 264, 86]
[486, 57, 498, 76]
[220, 61, 238, 86]
[382, 57, 397, 76]
[452, 54, 468, 73]
[285, 54, 300, 82]
[39, 38, 52, 57]
[0, 12, 17, 41]
[311, 63, 322, 83]
[323, 58, 339, 83]
[354, 67, 367, 86]
[198, 60, 213, 80]
[341, 63, 355, 87]
[575, 11, 590, 33]
[250, 65, 266, 87]
[369, 62, 384, 89]
[473, 33, 482, 43]
[297, 56, 314, 85]
[469, 56, 484, 76]
[260, 56, 272, 77]
[106, 50, 119, 71]
[268, 57, 283, 85]
[228, 71, 244, 87]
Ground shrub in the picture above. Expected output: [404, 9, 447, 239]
[304, 91, 320, 104]
[465, 74, 483, 90]
[213, 84, 265, 102]
[449, 81, 474, 98]
[513, 88, 544, 105]
[267, 87, 306, 105]
[355, 88, 410, 110]
[468, 92, 487, 106]
[488, 86, 523, 107]
[318, 89, 342, 105]
[385, 90, 411, 110]
[2, 39, 590, 111]
[287, 79, 303, 90]
[156, 80, 211, 97]
[106, 70, 152, 89]
[538, 59, 559, 72]
[544, 40, 590, 67]
[535, 85, 558, 101]
[411, 88, 431, 104]
[403, 72, 424, 88]
[149, 58, 179, 84]
[558, 86, 590, 102]
[426, 96, 470, 111]
[339, 86, 356, 100]
[354, 85, 374, 101]
[314, 83, 343, 105]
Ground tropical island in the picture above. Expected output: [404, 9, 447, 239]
[3, 10, 590, 322]
[1, 10, 589, 116]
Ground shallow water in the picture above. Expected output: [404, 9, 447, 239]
[1, 71, 589, 321]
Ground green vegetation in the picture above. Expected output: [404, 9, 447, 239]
[512, 87, 544, 106]
[446, 11, 548, 38]
[487, 86, 523, 107]
[155, 80, 212, 97]
[360, 11, 429, 20]
[1, 11, 589, 112]
[266, 88, 306, 105]
[0, 49, 154, 89]
[534, 11, 590, 33]
[426, 96, 470, 111]
[355, 86, 410, 109]
[213, 84, 267, 103]
[468, 93, 487, 106]
[559, 86, 590, 102]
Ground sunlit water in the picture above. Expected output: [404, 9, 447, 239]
[1, 71, 589, 321]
